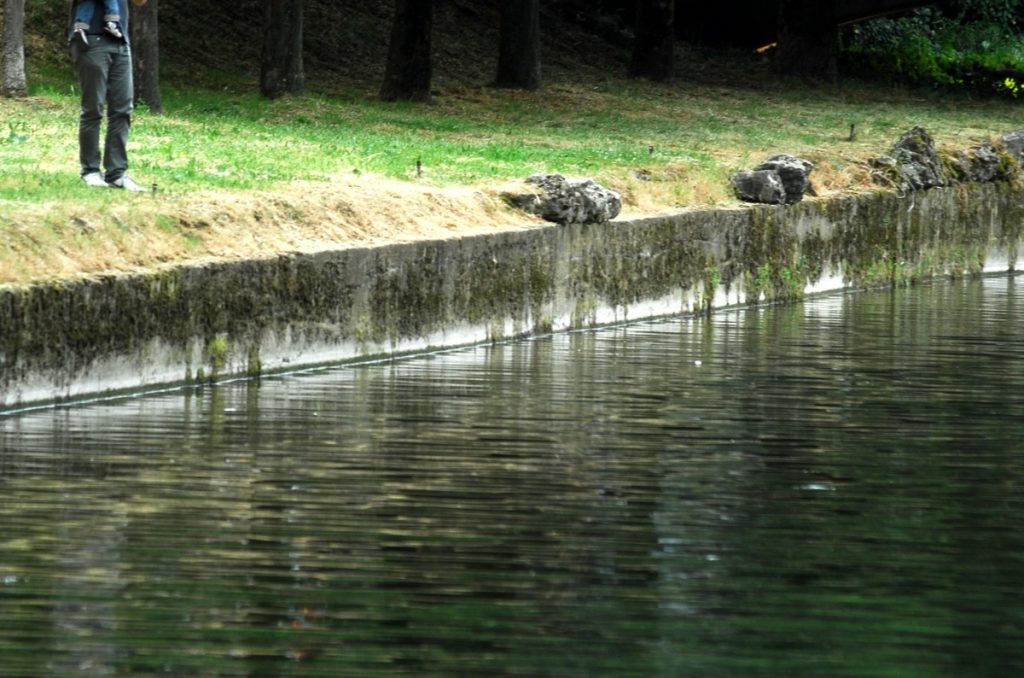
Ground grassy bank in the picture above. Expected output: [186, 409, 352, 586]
[1, 47, 1022, 285]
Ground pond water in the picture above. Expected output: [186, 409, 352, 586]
[2, 275, 1024, 676]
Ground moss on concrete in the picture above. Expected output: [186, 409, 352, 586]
[2, 182, 1023, 412]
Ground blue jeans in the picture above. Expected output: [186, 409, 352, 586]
[72, 36, 134, 182]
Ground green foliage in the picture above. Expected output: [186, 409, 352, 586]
[206, 335, 229, 375]
[841, 4, 1024, 95]
[702, 259, 722, 312]
[954, 0, 1023, 27]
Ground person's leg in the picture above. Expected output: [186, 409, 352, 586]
[73, 40, 111, 178]
[103, 42, 134, 183]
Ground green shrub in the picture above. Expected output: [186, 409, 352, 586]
[840, 4, 1024, 95]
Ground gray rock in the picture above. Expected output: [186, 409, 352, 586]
[1002, 130, 1024, 163]
[869, 155, 899, 172]
[945, 142, 1015, 184]
[967, 143, 1001, 183]
[731, 169, 786, 205]
[506, 174, 622, 225]
[755, 154, 814, 204]
[881, 126, 947, 190]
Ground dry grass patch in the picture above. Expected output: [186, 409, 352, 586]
[0, 174, 544, 285]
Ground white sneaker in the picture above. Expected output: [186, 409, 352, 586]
[108, 175, 147, 192]
[82, 171, 107, 188]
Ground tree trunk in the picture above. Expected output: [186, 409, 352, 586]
[131, 0, 163, 113]
[776, 0, 838, 82]
[629, 0, 674, 81]
[261, 0, 305, 99]
[494, 0, 541, 90]
[380, 0, 433, 102]
[1, 0, 27, 97]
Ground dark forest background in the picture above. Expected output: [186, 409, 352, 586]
[14, 0, 1024, 103]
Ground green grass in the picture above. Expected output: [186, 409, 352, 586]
[1, 53, 1022, 284]
[2, 61, 1020, 204]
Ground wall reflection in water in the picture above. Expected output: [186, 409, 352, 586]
[2, 276, 1023, 675]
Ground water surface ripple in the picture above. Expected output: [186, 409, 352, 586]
[2, 276, 1023, 676]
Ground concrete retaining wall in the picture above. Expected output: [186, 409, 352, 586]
[2, 183, 1022, 412]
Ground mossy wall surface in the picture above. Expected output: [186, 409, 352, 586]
[2, 184, 1022, 411]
